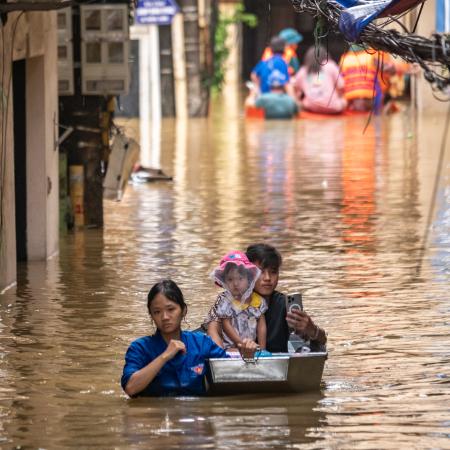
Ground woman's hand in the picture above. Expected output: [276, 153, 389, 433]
[162, 339, 186, 361]
[125, 340, 186, 397]
[237, 339, 259, 359]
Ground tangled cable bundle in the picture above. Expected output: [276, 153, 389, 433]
[290, 0, 450, 94]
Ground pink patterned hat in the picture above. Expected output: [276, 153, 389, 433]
[218, 250, 255, 270]
[210, 250, 261, 301]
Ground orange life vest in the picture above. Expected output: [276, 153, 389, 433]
[340, 50, 379, 100]
[261, 47, 298, 75]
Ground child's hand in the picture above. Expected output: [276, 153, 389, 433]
[162, 339, 186, 361]
[237, 339, 259, 359]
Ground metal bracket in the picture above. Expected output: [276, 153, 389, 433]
[55, 123, 74, 150]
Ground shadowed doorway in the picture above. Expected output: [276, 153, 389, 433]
[13, 59, 27, 262]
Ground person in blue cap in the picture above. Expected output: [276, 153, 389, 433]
[255, 70, 299, 120]
[261, 28, 303, 75]
[279, 28, 302, 74]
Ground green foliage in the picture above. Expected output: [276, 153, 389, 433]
[212, 2, 257, 92]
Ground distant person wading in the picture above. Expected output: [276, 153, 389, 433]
[251, 36, 291, 95]
[292, 45, 347, 114]
[255, 71, 299, 119]
[261, 28, 303, 76]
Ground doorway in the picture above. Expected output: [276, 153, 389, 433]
[13, 59, 27, 262]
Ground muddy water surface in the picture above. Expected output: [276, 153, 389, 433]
[1, 94, 449, 449]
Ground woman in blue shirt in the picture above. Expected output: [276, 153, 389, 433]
[121, 279, 257, 397]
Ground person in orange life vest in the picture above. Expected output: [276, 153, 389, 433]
[387, 58, 410, 98]
[261, 28, 303, 75]
[339, 45, 394, 113]
[251, 36, 291, 95]
[378, 53, 417, 112]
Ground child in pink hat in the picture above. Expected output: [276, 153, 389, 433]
[207, 250, 268, 351]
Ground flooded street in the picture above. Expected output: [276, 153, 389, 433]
[1, 92, 449, 448]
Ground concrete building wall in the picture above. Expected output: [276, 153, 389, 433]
[0, 49, 16, 292]
[220, 1, 242, 85]
[413, 0, 449, 113]
[0, 11, 58, 291]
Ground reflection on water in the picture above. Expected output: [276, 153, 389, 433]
[1, 93, 449, 448]
[120, 394, 325, 449]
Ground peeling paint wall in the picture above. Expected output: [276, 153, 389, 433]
[0, 11, 58, 291]
[413, 0, 449, 113]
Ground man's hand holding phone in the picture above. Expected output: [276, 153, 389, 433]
[286, 292, 316, 337]
[286, 309, 316, 336]
[286, 293, 303, 314]
[286, 293, 303, 333]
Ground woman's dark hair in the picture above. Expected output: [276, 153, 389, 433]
[246, 243, 282, 271]
[147, 279, 187, 315]
[304, 45, 328, 74]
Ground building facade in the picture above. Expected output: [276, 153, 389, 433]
[0, 11, 59, 291]
[414, 0, 450, 112]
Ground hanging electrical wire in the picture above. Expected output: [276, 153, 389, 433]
[290, 0, 450, 93]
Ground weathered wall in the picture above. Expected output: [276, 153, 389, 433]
[220, 1, 242, 85]
[0, 11, 58, 291]
[414, 0, 449, 113]
[0, 28, 15, 291]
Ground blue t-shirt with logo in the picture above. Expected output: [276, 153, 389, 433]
[252, 55, 290, 93]
[121, 330, 228, 396]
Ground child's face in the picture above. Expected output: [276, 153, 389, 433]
[224, 267, 249, 299]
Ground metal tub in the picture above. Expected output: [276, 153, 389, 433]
[206, 352, 327, 395]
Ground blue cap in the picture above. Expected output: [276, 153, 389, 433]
[279, 28, 303, 44]
[268, 70, 288, 88]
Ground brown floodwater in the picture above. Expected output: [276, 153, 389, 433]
[1, 90, 450, 449]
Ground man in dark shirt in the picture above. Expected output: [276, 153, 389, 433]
[204, 243, 327, 352]
[263, 290, 290, 352]
[246, 243, 327, 352]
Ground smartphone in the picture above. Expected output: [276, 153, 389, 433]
[286, 292, 303, 314]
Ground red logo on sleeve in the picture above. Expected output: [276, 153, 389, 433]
[190, 364, 204, 375]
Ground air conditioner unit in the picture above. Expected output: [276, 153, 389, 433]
[80, 4, 130, 96]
